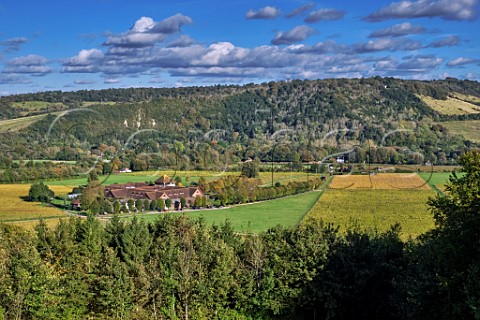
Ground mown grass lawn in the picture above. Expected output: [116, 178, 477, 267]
[123, 190, 323, 233]
[418, 171, 461, 192]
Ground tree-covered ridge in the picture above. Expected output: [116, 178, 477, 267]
[1, 77, 480, 121]
[1, 151, 480, 319]
[0, 77, 479, 171]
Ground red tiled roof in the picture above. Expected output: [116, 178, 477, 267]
[155, 174, 172, 184]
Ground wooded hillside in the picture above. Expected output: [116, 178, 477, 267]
[1, 77, 479, 168]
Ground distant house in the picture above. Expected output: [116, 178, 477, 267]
[119, 168, 132, 173]
[71, 199, 81, 210]
[67, 193, 81, 199]
[104, 175, 203, 209]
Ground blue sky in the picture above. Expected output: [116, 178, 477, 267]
[0, 0, 479, 95]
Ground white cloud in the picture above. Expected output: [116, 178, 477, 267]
[103, 14, 193, 48]
[271, 25, 316, 45]
[365, 0, 478, 21]
[426, 35, 460, 48]
[0, 37, 28, 52]
[355, 38, 422, 53]
[193, 42, 248, 66]
[398, 55, 443, 71]
[104, 78, 120, 83]
[74, 79, 96, 84]
[369, 22, 426, 38]
[446, 57, 478, 66]
[246, 6, 280, 19]
[286, 3, 315, 18]
[305, 9, 345, 23]
[3, 54, 52, 76]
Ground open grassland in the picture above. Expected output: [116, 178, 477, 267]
[305, 189, 436, 239]
[419, 95, 480, 115]
[451, 92, 480, 104]
[123, 190, 323, 233]
[0, 113, 62, 133]
[440, 120, 480, 142]
[12, 101, 67, 115]
[329, 173, 430, 190]
[11, 100, 116, 114]
[0, 184, 71, 222]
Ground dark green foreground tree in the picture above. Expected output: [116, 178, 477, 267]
[400, 150, 480, 319]
[28, 182, 54, 202]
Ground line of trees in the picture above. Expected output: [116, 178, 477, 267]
[203, 175, 322, 206]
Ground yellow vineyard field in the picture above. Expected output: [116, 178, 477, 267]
[0, 184, 71, 222]
[4, 218, 67, 230]
[305, 189, 436, 239]
[329, 173, 431, 190]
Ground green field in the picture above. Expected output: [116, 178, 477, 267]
[305, 189, 436, 240]
[418, 171, 461, 192]
[122, 190, 323, 233]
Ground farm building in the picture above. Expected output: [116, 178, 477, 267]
[104, 176, 203, 208]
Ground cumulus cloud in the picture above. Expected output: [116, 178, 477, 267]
[286, 3, 315, 18]
[446, 57, 479, 66]
[426, 35, 460, 47]
[369, 22, 426, 38]
[3, 54, 52, 76]
[271, 25, 316, 45]
[62, 49, 104, 73]
[151, 14, 193, 33]
[305, 9, 345, 23]
[355, 38, 422, 53]
[103, 14, 192, 48]
[0, 37, 28, 52]
[192, 42, 249, 67]
[365, 0, 478, 22]
[246, 6, 280, 19]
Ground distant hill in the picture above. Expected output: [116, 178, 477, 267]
[1, 77, 479, 165]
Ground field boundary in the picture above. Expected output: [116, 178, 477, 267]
[295, 176, 333, 227]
